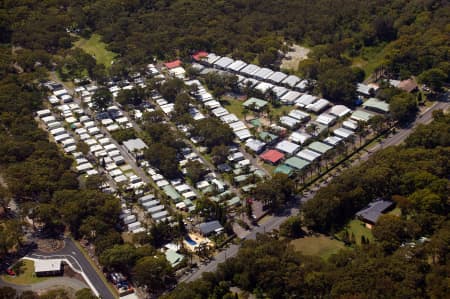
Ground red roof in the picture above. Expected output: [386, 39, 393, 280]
[260, 150, 284, 164]
[164, 60, 182, 69]
[192, 51, 208, 61]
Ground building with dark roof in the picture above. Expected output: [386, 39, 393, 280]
[199, 220, 224, 236]
[356, 199, 394, 228]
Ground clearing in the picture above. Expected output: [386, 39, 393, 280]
[74, 34, 117, 68]
[281, 44, 310, 71]
[336, 219, 374, 245]
[291, 235, 345, 260]
[1, 259, 48, 285]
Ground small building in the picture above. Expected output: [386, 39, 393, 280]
[362, 98, 390, 114]
[329, 105, 352, 118]
[164, 60, 182, 69]
[240, 64, 261, 77]
[123, 138, 148, 160]
[165, 249, 184, 268]
[296, 149, 321, 162]
[199, 220, 224, 236]
[227, 60, 248, 73]
[280, 91, 301, 105]
[213, 57, 234, 70]
[274, 164, 294, 176]
[279, 116, 301, 130]
[389, 78, 418, 93]
[306, 98, 330, 113]
[284, 157, 310, 171]
[192, 51, 208, 61]
[253, 67, 274, 80]
[355, 199, 394, 229]
[282, 75, 301, 88]
[259, 131, 279, 144]
[308, 141, 333, 154]
[351, 110, 374, 122]
[267, 72, 288, 84]
[289, 131, 311, 145]
[275, 140, 300, 155]
[260, 149, 285, 164]
[243, 97, 268, 111]
[316, 113, 337, 127]
[34, 259, 63, 277]
[245, 138, 266, 153]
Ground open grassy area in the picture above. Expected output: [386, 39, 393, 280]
[74, 34, 117, 68]
[1, 259, 48, 285]
[351, 44, 388, 79]
[221, 98, 245, 119]
[291, 235, 346, 260]
[336, 219, 374, 245]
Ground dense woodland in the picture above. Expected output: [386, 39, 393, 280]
[164, 113, 450, 299]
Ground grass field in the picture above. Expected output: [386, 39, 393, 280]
[352, 44, 388, 79]
[222, 98, 245, 119]
[291, 235, 346, 259]
[336, 219, 374, 245]
[74, 34, 117, 68]
[1, 259, 48, 285]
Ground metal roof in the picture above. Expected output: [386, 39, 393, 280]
[199, 220, 223, 235]
[356, 199, 394, 224]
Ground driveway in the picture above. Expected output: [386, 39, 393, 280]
[0, 276, 88, 293]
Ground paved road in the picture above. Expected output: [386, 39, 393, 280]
[181, 99, 449, 283]
[0, 276, 88, 293]
[28, 238, 116, 299]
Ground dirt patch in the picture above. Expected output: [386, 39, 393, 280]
[281, 44, 311, 71]
[36, 239, 65, 253]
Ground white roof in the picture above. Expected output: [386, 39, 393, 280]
[295, 80, 309, 90]
[343, 120, 358, 130]
[227, 60, 248, 72]
[275, 140, 300, 155]
[316, 113, 337, 126]
[334, 127, 354, 139]
[245, 138, 266, 152]
[220, 113, 239, 124]
[206, 53, 221, 65]
[240, 64, 261, 76]
[254, 82, 274, 94]
[253, 68, 274, 80]
[229, 121, 247, 132]
[323, 136, 343, 146]
[306, 98, 330, 113]
[329, 105, 351, 118]
[234, 129, 252, 140]
[212, 107, 229, 117]
[297, 149, 321, 161]
[272, 86, 289, 98]
[34, 259, 62, 273]
[288, 109, 310, 121]
[282, 75, 301, 87]
[279, 116, 300, 128]
[295, 94, 317, 108]
[267, 71, 288, 83]
[289, 132, 311, 145]
[204, 100, 221, 109]
[214, 57, 234, 69]
[280, 91, 301, 104]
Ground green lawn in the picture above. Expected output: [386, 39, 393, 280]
[1, 259, 48, 285]
[291, 235, 346, 260]
[221, 98, 245, 119]
[351, 44, 388, 79]
[74, 34, 117, 68]
[336, 219, 374, 245]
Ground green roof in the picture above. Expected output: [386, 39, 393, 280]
[227, 197, 241, 206]
[308, 141, 333, 154]
[362, 98, 390, 113]
[243, 97, 268, 110]
[250, 118, 262, 127]
[162, 185, 182, 202]
[183, 199, 194, 207]
[253, 169, 266, 178]
[165, 250, 184, 267]
[351, 110, 374, 122]
[274, 164, 294, 176]
[259, 131, 278, 143]
[284, 157, 310, 170]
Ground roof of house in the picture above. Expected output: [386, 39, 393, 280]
[162, 185, 182, 202]
[276, 140, 300, 155]
[334, 127, 354, 139]
[245, 138, 266, 152]
[308, 141, 333, 154]
[267, 71, 288, 83]
[260, 149, 285, 164]
[329, 105, 352, 117]
[284, 157, 310, 170]
[279, 116, 300, 128]
[272, 86, 289, 98]
[214, 57, 234, 68]
[351, 110, 374, 122]
[356, 199, 394, 224]
[123, 138, 148, 152]
[362, 98, 390, 113]
[34, 259, 62, 273]
[397, 78, 418, 93]
[253, 67, 274, 80]
[240, 64, 261, 76]
[282, 75, 301, 87]
[192, 51, 208, 61]
[296, 148, 321, 161]
[259, 131, 278, 143]
[164, 60, 182, 69]
[243, 97, 268, 109]
[199, 220, 224, 235]
[227, 60, 248, 72]
[289, 131, 311, 144]
[274, 164, 294, 176]
[254, 82, 274, 94]
[165, 249, 184, 267]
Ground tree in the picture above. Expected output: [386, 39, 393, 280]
[390, 93, 418, 124]
[133, 256, 175, 293]
[92, 87, 112, 112]
[372, 215, 410, 252]
[211, 145, 229, 165]
[185, 160, 207, 183]
[116, 87, 146, 107]
[0, 287, 16, 299]
[368, 114, 386, 135]
[159, 78, 185, 102]
[418, 68, 447, 92]
[99, 244, 138, 272]
[279, 216, 303, 238]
